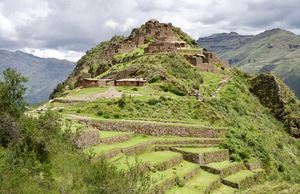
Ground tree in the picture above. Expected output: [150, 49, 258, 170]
[0, 68, 28, 117]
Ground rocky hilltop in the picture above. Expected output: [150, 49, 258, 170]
[51, 19, 228, 98]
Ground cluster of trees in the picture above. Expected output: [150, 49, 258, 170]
[0, 68, 152, 193]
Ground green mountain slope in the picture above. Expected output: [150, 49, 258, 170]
[44, 20, 300, 192]
[197, 29, 300, 98]
[0, 50, 76, 104]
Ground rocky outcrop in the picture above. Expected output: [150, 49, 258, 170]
[249, 73, 300, 137]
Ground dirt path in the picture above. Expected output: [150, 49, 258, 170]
[94, 87, 123, 99]
[212, 75, 232, 98]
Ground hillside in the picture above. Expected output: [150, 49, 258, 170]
[197, 29, 300, 99]
[50, 19, 229, 99]
[0, 50, 76, 104]
[35, 20, 300, 193]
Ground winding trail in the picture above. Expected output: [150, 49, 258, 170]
[212, 75, 232, 98]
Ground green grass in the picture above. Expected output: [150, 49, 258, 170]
[223, 170, 255, 183]
[86, 135, 152, 155]
[112, 151, 182, 170]
[183, 169, 220, 192]
[213, 184, 238, 194]
[86, 134, 220, 156]
[176, 147, 225, 153]
[165, 186, 200, 194]
[65, 87, 109, 97]
[205, 160, 239, 170]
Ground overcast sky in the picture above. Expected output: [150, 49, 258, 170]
[1, 0, 300, 62]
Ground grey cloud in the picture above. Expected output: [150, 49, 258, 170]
[1, 0, 300, 57]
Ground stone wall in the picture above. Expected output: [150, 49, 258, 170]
[71, 129, 101, 149]
[101, 132, 134, 144]
[170, 148, 229, 165]
[201, 163, 246, 177]
[121, 141, 153, 156]
[198, 150, 229, 164]
[153, 155, 183, 171]
[245, 161, 261, 170]
[79, 119, 227, 138]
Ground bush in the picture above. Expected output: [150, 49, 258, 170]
[117, 94, 126, 108]
[147, 98, 159, 105]
[148, 75, 160, 83]
[160, 83, 186, 96]
[97, 110, 103, 116]
[230, 153, 241, 162]
[76, 109, 81, 113]
[113, 112, 121, 119]
[132, 87, 138, 91]
[159, 96, 167, 102]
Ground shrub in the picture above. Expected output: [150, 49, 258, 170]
[97, 110, 103, 116]
[147, 98, 159, 105]
[117, 94, 126, 108]
[76, 109, 81, 113]
[160, 83, 186, 96]
[159, 96, 167, 102]
[148, 75, 160, 83]
[103, 114, 110, 119]
[113, 112, 121, 119]
[132, 87, 138, 91]
[229, 153, 241, 162]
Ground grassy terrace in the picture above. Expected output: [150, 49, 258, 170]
[65, 87, 109, 97]
[223, 170, 255, 183]
[205, 160, 240, 170]
[151, 160, 199, 180]
[85, 135, 221, 156]
[112, 151, 182, 170]
[169, 169, 220, 193]
[176, 147, 226, 153]
[213, 184, 238, 194]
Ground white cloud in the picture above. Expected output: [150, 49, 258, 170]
[105, 18, 137, 32]
[21, 48, 84, 62]
[1, 0, 300, 60]
[0, 13, 16, 39]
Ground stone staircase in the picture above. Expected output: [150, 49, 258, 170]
[79, 124, 266, 193]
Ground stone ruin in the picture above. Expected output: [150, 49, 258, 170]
[82, 19, 229, 88]
[109, 19, 227, 72]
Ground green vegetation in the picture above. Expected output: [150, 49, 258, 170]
[0, 69, 152, 193]
[56, 68, 300, 185]
[0, 68, 28, 118]
[198, 29, 300, 99]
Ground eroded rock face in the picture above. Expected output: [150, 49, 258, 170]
[249, 73, 300, 137]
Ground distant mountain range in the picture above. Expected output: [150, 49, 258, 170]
[0, 50, 76, 105]
[197, 29, 300, 98]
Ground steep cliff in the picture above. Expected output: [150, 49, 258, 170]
[249, 73, 300, 136]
